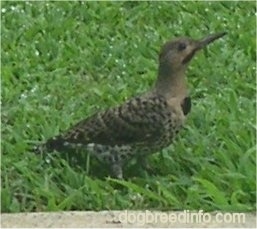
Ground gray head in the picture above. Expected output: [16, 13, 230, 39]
[158, 32, 227, 75]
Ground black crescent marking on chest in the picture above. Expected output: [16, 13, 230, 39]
[181, 96, 191, 115]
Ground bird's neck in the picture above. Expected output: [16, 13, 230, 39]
[155, 66, 188, 100]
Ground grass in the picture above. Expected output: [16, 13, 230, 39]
[1, 1, 256, 213]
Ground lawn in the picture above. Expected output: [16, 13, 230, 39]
[1, 1, 256, 213]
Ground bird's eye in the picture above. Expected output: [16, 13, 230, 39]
[178, 42, 187, 51]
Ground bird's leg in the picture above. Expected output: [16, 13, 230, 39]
[137, 154, 153, 173]
[111, 163, 123, 179]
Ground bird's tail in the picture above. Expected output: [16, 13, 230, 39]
[33, 135, 67, 154]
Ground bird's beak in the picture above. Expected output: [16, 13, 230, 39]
[182, 32, 226, 64]
[195, 32, 227, 50]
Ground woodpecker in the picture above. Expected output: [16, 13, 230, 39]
[35, 32, 226, 179]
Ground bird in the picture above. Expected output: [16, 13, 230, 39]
[35, 32, 226, 179]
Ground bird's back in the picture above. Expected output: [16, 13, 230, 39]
[42, 92, 185, 158]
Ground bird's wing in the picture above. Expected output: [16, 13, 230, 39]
[45, 95, 172, 150]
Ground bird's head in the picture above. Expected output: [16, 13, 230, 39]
[158, 32, 227, 75]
